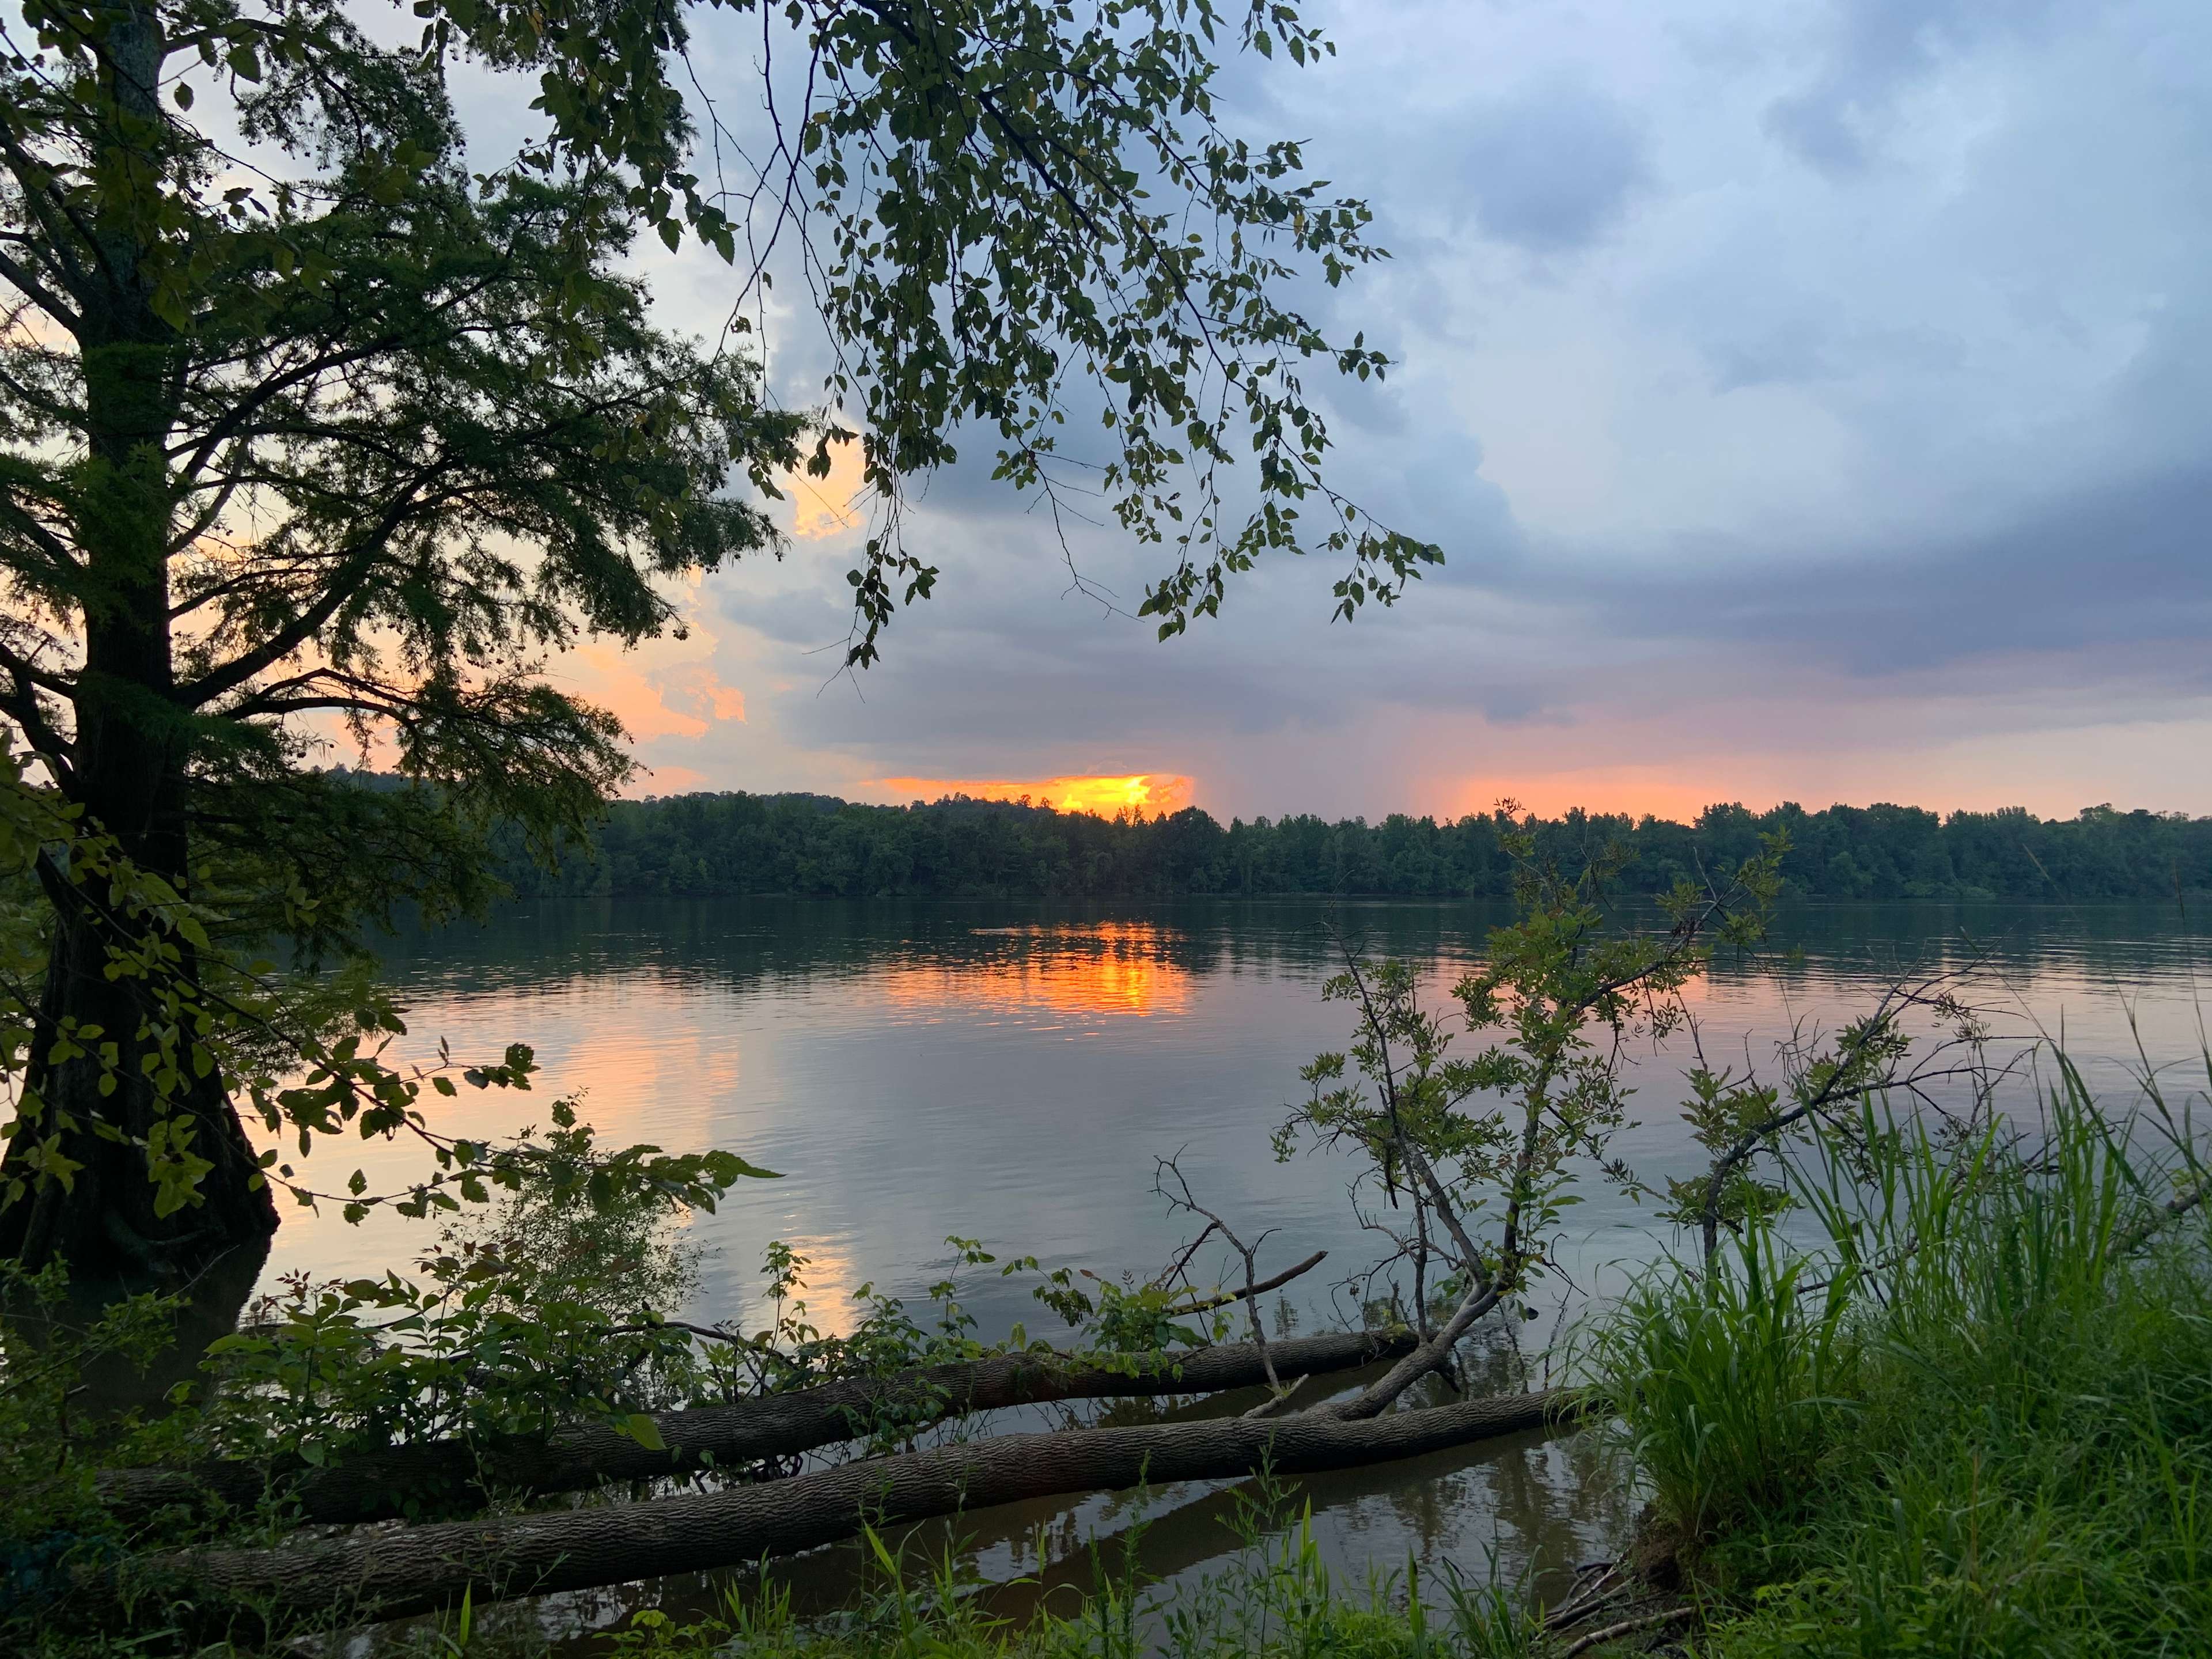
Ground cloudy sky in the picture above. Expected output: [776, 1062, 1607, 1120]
[553, 0, 2212, 822]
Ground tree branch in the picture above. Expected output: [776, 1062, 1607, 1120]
[0, 244, 80, 332]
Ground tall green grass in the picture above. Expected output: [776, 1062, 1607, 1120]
[601, 1505, 1546, 1659]
[1592, 1067, 2212, 1657]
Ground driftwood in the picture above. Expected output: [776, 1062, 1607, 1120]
[1173, 1249, 1329, 1316]
[100, 1329, 1415, 1525]
[145, 1387, 1587, 1631]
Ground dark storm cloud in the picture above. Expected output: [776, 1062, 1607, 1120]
[747, 434, 2212, 777]
[724, 585, 855, 653]
[748, 528, 1356, 771]
[1596, 461, 2212, 680]
[1449, 82, 1649, 252]
[650, 0, 2212, 811]
[1764, 0, 2058, 174]
[1381, 430, 1527, 579]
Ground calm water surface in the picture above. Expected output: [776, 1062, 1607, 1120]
[297, 899, 2209, 1639]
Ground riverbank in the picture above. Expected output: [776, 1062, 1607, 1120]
[585, 1086, 2212, 1659]
[1601, 1082, 2211, 1654]
[8, 1108, 2207, 1657]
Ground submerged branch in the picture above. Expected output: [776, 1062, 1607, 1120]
[138, 1388, 1586, 1631]
[98, 1330, 1414, 1525]
[2108, 1173, 2212, 1259]
[1317, 1281, 1506, 1421]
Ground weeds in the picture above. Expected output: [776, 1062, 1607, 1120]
[605, 1503, 1548, 1659]
[1594, 1068, 2212, 1658]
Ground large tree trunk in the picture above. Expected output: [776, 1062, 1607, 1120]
[0, 888, 276, 1283]
[97, 1329, 1417, 1524]
[143, 1389, 1588, 1634]
[0, 2, 275, 1283]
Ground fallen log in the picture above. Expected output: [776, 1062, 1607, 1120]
[145, 1387, 1589, 1631]
[100, 1328, 1414, 1525]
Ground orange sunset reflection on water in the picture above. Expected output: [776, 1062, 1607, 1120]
[877, 921, 1194, 1024]
[252, 923, 1199, 1289]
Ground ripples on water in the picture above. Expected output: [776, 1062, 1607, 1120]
[315, 899, 2207, 1638]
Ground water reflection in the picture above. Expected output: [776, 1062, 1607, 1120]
[880, 922, 1197, 1024]
[370, 895, 2212, 1002]
[325, 897, 2206, 1643]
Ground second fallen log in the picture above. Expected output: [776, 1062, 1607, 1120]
[101, 1328, 1415, 1525]
[151, 1387, 1588, 1631]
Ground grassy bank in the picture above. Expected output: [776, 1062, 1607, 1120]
[1594, 1075, 2212, 1657]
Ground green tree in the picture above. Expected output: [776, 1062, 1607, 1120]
[0, 0, 1433, 1278]
[1274, 820, 1789, 1418]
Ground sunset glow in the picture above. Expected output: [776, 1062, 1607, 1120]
[785, 440, 869, 541]
[874, 773, 1194, 816]
[877, 922, 1194, 1021]
[1430, 768, 1757, 825]
[560, 642, 747, 743]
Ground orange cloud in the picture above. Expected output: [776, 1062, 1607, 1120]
[569, 645, 707, 738]
[656, 662, 747, 727]
[874, 773, 1194, 817]
[785, 439, 869, 541]
[562, 647, 745, 740]
[627, 763, 709, 797]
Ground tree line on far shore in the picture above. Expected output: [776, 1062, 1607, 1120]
[485, 790, 2212, 903]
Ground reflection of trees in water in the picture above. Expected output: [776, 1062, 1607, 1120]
[518, 1419, 1637, 1657]
[380, 896, 2208, 1012]
[377, 896, 1506, 997]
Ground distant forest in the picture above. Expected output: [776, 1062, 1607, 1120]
[487, 791, 2212, 903]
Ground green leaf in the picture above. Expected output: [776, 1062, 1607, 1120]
[707, 1151, 783, 1183]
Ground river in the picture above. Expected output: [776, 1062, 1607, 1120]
[290, 897, 2209, 1639]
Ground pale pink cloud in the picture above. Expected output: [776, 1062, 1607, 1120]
[558, 644, 747, 742]
[627, 763, 710, 797]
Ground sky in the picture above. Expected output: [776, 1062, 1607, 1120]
[535, 0, 2212, 823]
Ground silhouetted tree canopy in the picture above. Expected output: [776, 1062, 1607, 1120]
[490, 794, 2212, 903]
[0, 0, 1426, 1275]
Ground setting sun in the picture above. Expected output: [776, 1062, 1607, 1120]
[873, 772, 1194, 816]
